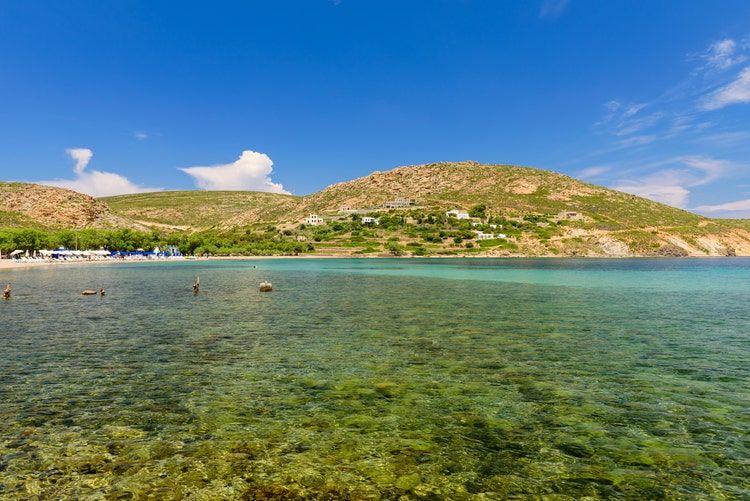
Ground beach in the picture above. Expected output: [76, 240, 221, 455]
[0, 254, 347, 273]
[0, 258, 73, 270]
[0, 257, 130, 270]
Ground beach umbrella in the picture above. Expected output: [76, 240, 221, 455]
[10, 250, 23, 256]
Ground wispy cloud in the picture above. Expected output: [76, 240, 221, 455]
[700, 66, 750, 110]
[614, 179, 691, 209]
[691, 38, 747, 73]
[595, 36, 750, 139]
[37, 148, 162, 197]
[686, 37, 750, 110]
[577, 165, 610, 180]
[612, 156, 732, 209]
[134, 131, 149, 140]
[693, 198, 750, 216]
[179, 150, 290, 194]
[695, 130, 750, 147]
[594, 100, 663, 137]
[540, 0, 569, 18]
[586, 36, 750, 212]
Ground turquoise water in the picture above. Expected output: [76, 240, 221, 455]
[1, 258, 749, 500]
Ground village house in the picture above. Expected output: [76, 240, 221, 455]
[384, 197, 417, 209]
[361, 216, 380, 225]
[557, 211, 584, 220]
[304, 214, 325, 226]
[474, 231, 507, 240]
[446, 209, 470, 219]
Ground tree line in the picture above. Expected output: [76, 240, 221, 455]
[0, 227, 312, 257]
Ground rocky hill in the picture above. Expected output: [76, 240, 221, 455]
[0, 182, 118, 229]
[301, 161, 702, 225]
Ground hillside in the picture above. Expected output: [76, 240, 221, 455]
[0, 182, 125, 229]
[103, 162, 707, 229]
[3, 162, 750, 257]
[100, 190, 302, 231]
[293, 161, 750, 257]
[301, 162, 705, 226]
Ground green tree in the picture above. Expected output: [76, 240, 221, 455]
[469, 204, 487, 218]
[386, 242, 404, 256]
[54, 229, 77, 249]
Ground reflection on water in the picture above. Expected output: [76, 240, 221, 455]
[1, 258, 749, 499]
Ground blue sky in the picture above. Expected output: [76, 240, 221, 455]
[3, 1, 750, 217]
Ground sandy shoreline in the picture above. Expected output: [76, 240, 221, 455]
[0, 254, 351, 271]
[0, 256, 222, 271]
[1, 251, 737, 272]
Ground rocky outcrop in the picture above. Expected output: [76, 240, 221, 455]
[0, 183, 111, 228]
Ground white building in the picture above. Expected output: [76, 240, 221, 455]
[361, 216, 380, 225]
[474, 231, 507, 240]
[446, 209, 470, 219]
[384, 197, 416, 208]
[305, 214, 325, 226]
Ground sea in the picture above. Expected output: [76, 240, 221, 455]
[1, 257, 749, 500]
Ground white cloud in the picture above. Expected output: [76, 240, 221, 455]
[695, 130, 750, 146]
[577, 166, 610, 180]
[68, 148, 92, 176]
[614, 176, 691, 208]
[694, 38, 746, 72]
[700, 66, 750, 110]
[693, 198, 750, 215]
[611, 156, 731, 209]
[622, 103, 647, 118]
[540, 0, 569, 18]
[677, 155, 727, 186]
[37, 148, 161, 197]
[179, 150, 290, 194]
[134, 131, 148, 140]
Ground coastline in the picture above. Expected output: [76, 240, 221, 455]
[1, 251, 742, 272]
[0, 253, 351, 271]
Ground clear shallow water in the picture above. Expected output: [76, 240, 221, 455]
[1, 258, 749, 500]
